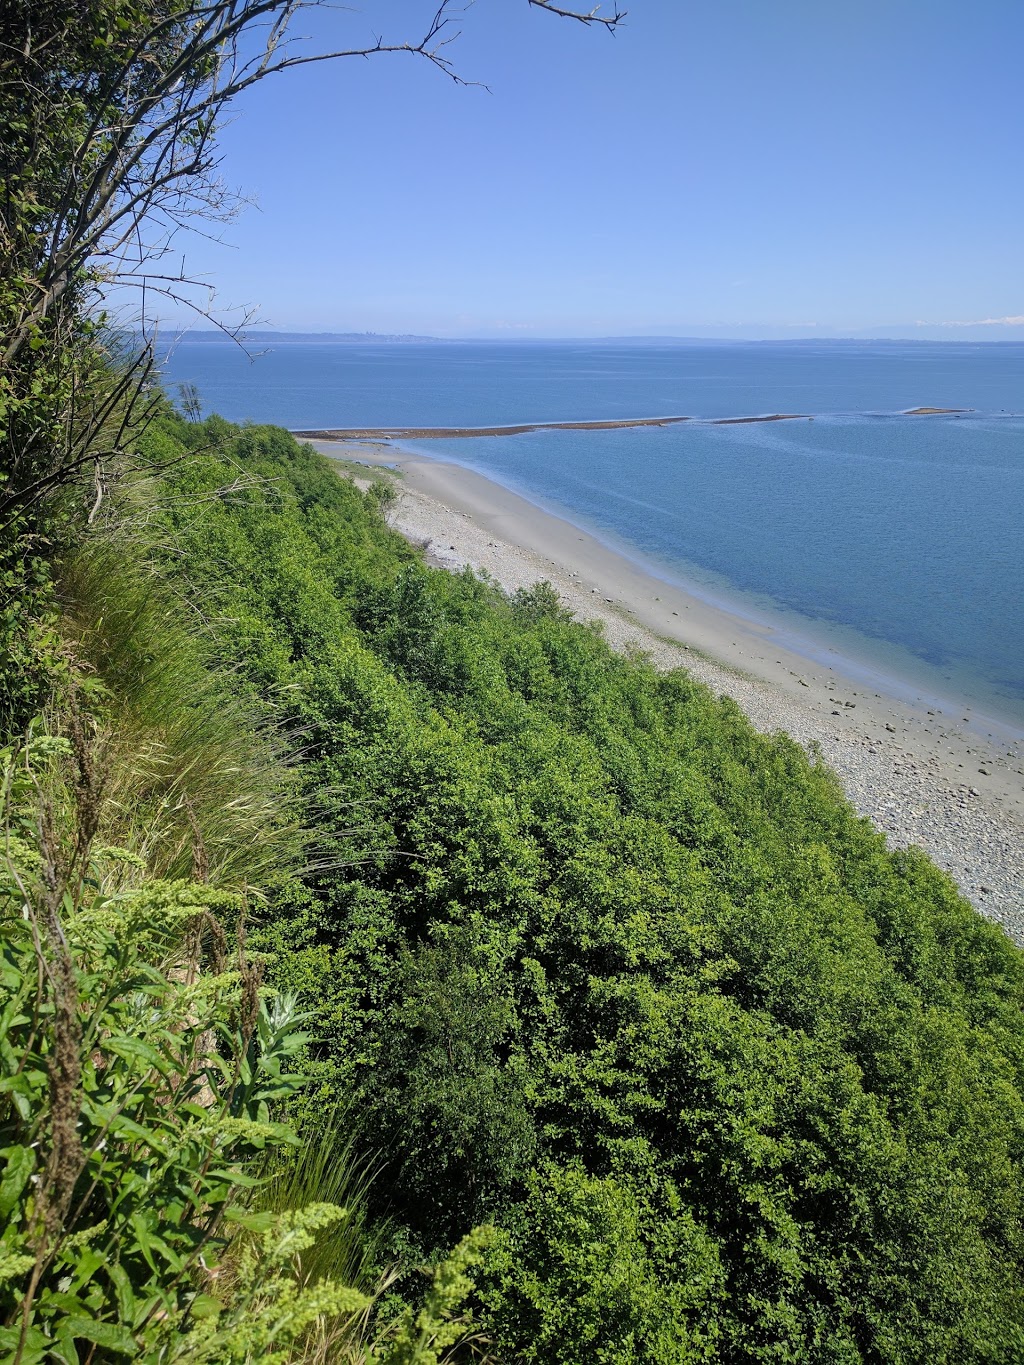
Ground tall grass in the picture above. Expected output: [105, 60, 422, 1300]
[55, 539, 303, 891]
[253, 1111, 387, 1361]
[256, 1105, 391, 1296]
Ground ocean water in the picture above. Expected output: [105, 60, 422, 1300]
[160, 340, 1024, 727]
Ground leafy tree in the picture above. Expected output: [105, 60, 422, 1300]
[0, 0, 622, 528]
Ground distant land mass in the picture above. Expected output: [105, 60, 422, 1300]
[161, 330, 1023, 347]
[165, 330, 456, 344]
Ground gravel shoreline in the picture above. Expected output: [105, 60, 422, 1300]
[317, 441, 1024, 945]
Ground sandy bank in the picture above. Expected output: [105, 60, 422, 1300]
[292, 413, 810, 441]
[311, 439, 1024, 943]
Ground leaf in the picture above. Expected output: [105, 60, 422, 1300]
[106, 1113, 163, 1145]
[104, 1036, 165, 1069]
[127, 1213, 157, 1273]
[0, 1324, 48, 1361]
[0, 1145, 34, 1219]
[107, 1262, 137, 1326]
[188, 1292, 223, 1319]
[53, 1321, 83, 1365]
[0, 1071, 48, 1121]
[223, 1207, 275, 1232]
[60, 1316, 137, 1355]
[67, 1247, 105, 1290]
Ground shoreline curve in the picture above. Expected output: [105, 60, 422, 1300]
[306, 435, 1024, 939]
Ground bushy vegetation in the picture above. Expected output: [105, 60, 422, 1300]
[0, 567, 490, 1363]
[4, 377, 1024, 1358]
[89, 411, 1020, 1362]
[5, 1, 1024, 1355]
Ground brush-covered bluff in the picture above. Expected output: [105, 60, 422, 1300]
[65, 414, 1024, 1360]
[7, 406, 1024, 1359]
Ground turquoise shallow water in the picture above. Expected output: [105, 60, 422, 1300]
[160, 339, 1024, 725]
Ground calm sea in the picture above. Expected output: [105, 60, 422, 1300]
[159, 340, 1024, 728]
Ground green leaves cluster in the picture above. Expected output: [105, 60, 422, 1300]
[140, 414, 1024, 1362]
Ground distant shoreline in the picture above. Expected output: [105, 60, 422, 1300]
[166, 330, 1024, 347]
[291, 408, 976, 440]
[291, 414, 807, 440]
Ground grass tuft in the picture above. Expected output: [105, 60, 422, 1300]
[55, 539, 303, 892]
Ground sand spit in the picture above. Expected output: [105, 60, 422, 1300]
[292, 413, 817, 441]
[294, 416, 691, 440]
[292, 410, 988, 441]
[710, 413, 809, 424]
[312, 439, 1024, 944]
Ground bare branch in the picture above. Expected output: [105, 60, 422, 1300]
[0, 0, 624, 527]
[528, 0, 625, 28]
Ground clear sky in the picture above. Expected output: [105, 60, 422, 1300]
[165, 0, 1024, 338]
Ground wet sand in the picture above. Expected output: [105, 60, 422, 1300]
[310, 438, 1024, 942]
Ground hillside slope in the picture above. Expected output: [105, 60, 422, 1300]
[138, 414, 1024, 1362]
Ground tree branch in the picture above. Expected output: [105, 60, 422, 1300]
[527, 0, 625, 28]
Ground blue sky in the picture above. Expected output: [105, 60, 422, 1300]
[166, 0, 1024, 338]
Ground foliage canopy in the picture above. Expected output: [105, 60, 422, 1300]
[124, 414, 1024, 1362]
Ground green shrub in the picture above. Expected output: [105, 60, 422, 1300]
[480, 1163, 724, 1364]
[0, 726, 369, 1363]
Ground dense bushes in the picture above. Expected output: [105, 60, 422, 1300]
[0, 487, 492, 1362]
[4, 402, 1024, 1357]
[128, 414, 1024, 1362]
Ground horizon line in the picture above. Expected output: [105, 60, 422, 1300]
[158, 327, 1024, 345]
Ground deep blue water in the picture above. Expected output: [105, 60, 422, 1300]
[160, 340, 1024, 725]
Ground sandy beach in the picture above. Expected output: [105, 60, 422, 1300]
[309, 438, 1024, 943]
